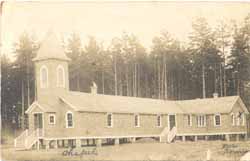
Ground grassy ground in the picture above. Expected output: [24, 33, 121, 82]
[1, 140, 250, 161]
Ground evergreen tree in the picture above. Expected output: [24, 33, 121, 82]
[188, 17, 222, 98]
[13, 32, 39, 129]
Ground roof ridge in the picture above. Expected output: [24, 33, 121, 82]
[67, 91, 177, 102]
[68, 91, 240, 102]
[175, 95, 239, 102]
[58, 92, 243, 114]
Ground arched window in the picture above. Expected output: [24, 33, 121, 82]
[57, 65, 65, 88]
[214, 114, 221, 126]
[66, 111, 73, 128]
[40, 65, 48, 88]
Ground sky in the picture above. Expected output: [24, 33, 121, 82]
[1, 1, 250, 59]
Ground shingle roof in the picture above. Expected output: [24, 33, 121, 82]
[33, 31, 70, 62]
[60, 91, 183, 114]
[59, 92, 248, 114]
[25, 101, 57, 113]
[176, 96, 244, 114]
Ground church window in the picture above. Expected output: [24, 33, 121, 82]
[40, 65, 48, 88]
[57, 65, 65, 88]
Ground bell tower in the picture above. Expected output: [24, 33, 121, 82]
[33, 31, 70, 102]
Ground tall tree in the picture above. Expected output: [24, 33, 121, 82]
[1, 54, 13, 128]
[151, 31, 190, 100]
[229, 14, 250, 108]
[189, 17, 221, 98]
[215, 20, 232, 96]
[13, 32, 39, 129]
[64, 32, 82, 91]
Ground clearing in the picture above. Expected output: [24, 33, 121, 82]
[1, 140, 250, 161]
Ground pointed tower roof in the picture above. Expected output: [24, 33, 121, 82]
[33, 30, 70, 62]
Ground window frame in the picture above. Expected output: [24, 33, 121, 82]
[214, 114, 221, 127]
[56, 65, 66, 88]
[241, 113, 245, 126]
[231, 113, 235, 126]
[107, 113, 113, 128]
[48, 114, 56, 125]
[197, 115, 206, 127]
[66, 111, 74, 128]
[40, 65, 49, 88]
[156, 115, 162, 127]
[134, 114, 140, 127]
[236, 113, 241, 126]
[187, 114, 192, 126]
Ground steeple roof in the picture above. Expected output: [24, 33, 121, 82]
[33, 30, 70, 62]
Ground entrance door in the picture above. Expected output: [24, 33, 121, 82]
[34, 113, 43, 130]
[169, 115, 176, 130]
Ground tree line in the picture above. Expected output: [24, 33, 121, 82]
[2, 15, 250, 129]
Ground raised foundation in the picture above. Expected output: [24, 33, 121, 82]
[131, 137, 136, 143]
[194, 136, 198, 141]
[44, 140, 50, 150]
[96, 139, 102, 147]
[244, 134, 248, 141]
[182, 136, 186, 141]
[236, 134, 240, 141]
[54, 140, 58, 149]
[115, 138, 119, 145]
[76, 139, 81, 148]
[36, 140, 40, 150]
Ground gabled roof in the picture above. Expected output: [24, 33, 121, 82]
[33, 30, 70, 62]
[25, 101, 57, 114]
[176, 96, 249, 114]
[59, 92, 248, 114]
[27, 92, 248, 115]
[60, 91, 183, 114]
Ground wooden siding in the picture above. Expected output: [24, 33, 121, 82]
[44, 112, 168, 138]
[35, 59, 69, 103]
[28, 97, 248, 138]
[43, 103, 168, 138]
[177, 101, 247, 135]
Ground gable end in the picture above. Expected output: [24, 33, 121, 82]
[230, 97, 249, 114]
[25, 102, 45, 114]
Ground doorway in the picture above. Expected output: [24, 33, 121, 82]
[168, 114, 176, 131]
[34, 113, 43, 130]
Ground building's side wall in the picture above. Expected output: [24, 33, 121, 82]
[177, 101, 247, 135]
[43, 102, 69, 138]
[43, 103, 168, 138]
[41, 99, 248, 138]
